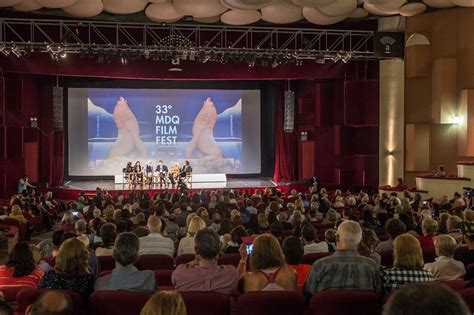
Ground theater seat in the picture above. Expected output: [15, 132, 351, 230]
[300, 252, 332, 265]
[423, 250, 436, 264]
[89, 291, 151, 315]
[235, 291, 304, 315]
[176, 254, 195, 266]
[97, 255, 115, 272]
[180, 291, 231, 315]
[459, 288, 474, 313]
[310, 290, 380, 315]
[218, 254, 241, 267]
[17, 287, 85, 315]
[135, 254, 174, 270]
[2, 285, 29, 302]
[154, 270, 173, 287]
[438, 280, 469, 292]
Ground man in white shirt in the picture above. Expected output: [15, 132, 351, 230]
[301, 224, 328, 255]
[139, 215, 175, 256]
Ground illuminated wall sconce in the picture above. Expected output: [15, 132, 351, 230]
[30, 117, 38, 128]
[451, 115, 462, 125]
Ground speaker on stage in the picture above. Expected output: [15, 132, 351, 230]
[284, 90, 294, 133]
[53, 86, 63, 131]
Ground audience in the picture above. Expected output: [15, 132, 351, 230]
[382, 234, 433, 293]
[38, 238, 96, 297]
[417, 218, 438, 252]
[383, 282, 470, 315]
[358, 229, 381, 267]
[423, 235, 465, 281]
[95, 223, 117, 256]
[140, 291, 186, 315]
[172, 228, 241, 294]
[376, 218, 406, 254]
[95, 232, 155, 293]
[139, 216, 174, 256]
[241, 234, 297, 292]
[304, 221, 380, 296]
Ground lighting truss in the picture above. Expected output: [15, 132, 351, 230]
[0, 18, 379, 64]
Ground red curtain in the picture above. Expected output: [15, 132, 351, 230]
[273, 81, 297, 182]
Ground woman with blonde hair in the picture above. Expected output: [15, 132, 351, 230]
[38, 238, 95, 296]
[141, 291, 186, 315]
[241, 234, 297, 292]
[9, 204, 27, 224]
[177, 216, 206, 255]
[381, 234, 433, 293]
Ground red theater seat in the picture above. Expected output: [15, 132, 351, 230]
[218, 254, 241, 267]
[154, 270, 173, 287]
[97, 255, 115, 271]
[438, 280, 469, 292]
[310, 290, 380, 315]
[300, 252, 332, 265]
[180, 291, 231, 315]
[2, 285, 29, 303]
[235, 291, 304, 315]
[89, 291, 151, 315]
[3, 218, 28, 241]
[459, 288, 474, 313]
[175, 254, 195, 266]
[17, 287, 85, 315]
[135, 254, 174, 270]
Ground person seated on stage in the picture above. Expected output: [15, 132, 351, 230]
[125, 161, 134, 183]
[145, 161, 154, 186]
[155, 160, 169, 186]
[395, 177, 408, 190]
[170, 162, 180, 185]
[134, 161, 143, 184]
[180, 161, 192, 179]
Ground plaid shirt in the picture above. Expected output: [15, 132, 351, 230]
[382, 268, 433, 293]
[303, 249, 381, 295]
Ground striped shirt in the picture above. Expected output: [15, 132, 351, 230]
[382, 268, 433, 293]
[139, 233, 175, 256]
[303, 249, 381, 295]
[0, 266, 44, 289]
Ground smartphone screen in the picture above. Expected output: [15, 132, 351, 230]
[246, 244, 253, 255]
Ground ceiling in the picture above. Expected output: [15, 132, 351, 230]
[0, 0, 467, 26]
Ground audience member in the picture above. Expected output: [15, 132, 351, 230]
[282, 236, 310, 288]
[417, 218, 438, 252]
[38, 238, 96, 297]
[382, 234, 433, 293]
[358, 229, 381, 267]
[8, 205, 26, 224]
[241, 234, 297, 292]
[224, 226, 248, 254]
[301, 224, 328, 254]
[324, 229, 337, 252]
[0, 243, 44, 290]
[95, 232, 155, 293]
[140, 291, 186, 315]
[172, 228, 241, 294]
[139, 216, 174, 256]
[376, 219, 406, 254]
[26, 290, 73, 315]
[383, 282, 470, 315]
[95, 223, 117, 256]
[423, 235, 465, 281]
[304, 221, 380, 296]
[177, 216, 206, 256]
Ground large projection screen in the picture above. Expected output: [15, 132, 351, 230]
[67, 88, 261, 176]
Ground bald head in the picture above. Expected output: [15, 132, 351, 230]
[336, 220, 362, 250]
[147, 215, 162, 234]
[28, 290, 73, 315]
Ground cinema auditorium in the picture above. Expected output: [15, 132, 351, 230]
[1, 1, 474, 314]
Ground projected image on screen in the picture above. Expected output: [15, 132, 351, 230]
[68, 88, 260, 176]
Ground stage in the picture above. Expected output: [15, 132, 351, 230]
[46, 177, 310, 200]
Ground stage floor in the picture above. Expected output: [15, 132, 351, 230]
[61, 177, 278, 191]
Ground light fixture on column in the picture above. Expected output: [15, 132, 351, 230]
[451, 115, 462, 124]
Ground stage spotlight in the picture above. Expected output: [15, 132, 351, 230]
[271, 59, 280, 68]
[331, 53, 342, 63]
[120, 57, 128, 65]
[315, 54, 325, 64]
[341, 52, 352, 63]
[11, 45, 21, 58]
[296, 59, 303, 66]
[59, 50, 67, 58]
